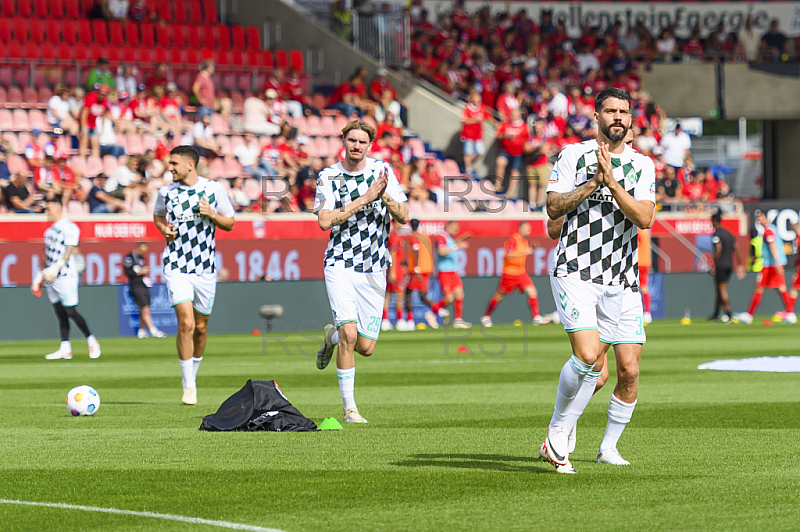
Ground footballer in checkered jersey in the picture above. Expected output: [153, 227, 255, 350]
[153, 146, 235, 406]
[313, 120, 409, 424]
[538, 88, 656, 473]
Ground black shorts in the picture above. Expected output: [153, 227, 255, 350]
[715, 267, 732, 284]
[130, 285, 151, 308]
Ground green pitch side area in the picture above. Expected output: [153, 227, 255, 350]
[1, 321, 798, 531]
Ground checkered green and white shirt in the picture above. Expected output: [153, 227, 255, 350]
[546, 140, 656, 288]
[154, 176, 235, 275]
[44, 218, 80, 278]
[314, 158, 407, 273]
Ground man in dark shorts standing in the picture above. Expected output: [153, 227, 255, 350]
[709, 211, 745, 322]
[123, 242, 168, 339]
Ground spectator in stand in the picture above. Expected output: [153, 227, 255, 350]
[186, 113, 218, 159]
[283, 69, 321, 118]
[660, 123, 692, 173]
[496, 81, 521, 121]
[68, 88, 86, 127]
[159, 83, 183, 138]
[403, 158, 428, 204]
[655, 28, 678, 63]
[98, 112, 125, 157]
[108, 0, 129, 20]
[460, 90, 493, 178]
[0, 144, 11, 185]
[53, 154, 77, 204]
[128, 0, 156, 22]
[156, 131, 176, 165]
[105, 155, 141, 202]
[374, 90, 404, 128]
[494, 108, 530, 193]
[233, 133, 261, 177]
[84, 173, 127, 213]
[634, 125, 659, 155]
[48, 85, 79, 136]
[145, 63, 168, 91]
[80, 84, 112, 157]
[4, 173, 44, 213]
[294, 157, 321, 212]
[655, 164, 681, 210]
[545, 83, 568, 119]
[86, 58, 115, 92]
[369, 67, 408, 124]
[369, 131, 396, 162]
[760, 19, 788, 61]
[242, 90, 282, 137]
[326, 76, 370, 118]
[526, 120, 557, 210]
[25, 129, 50, 170]
[376, 112, 401, 141]
[88, 0, 112, 20]
[740, 19, 761, 62]
[228, 177, 251, 212]
[192, 60, 216, 120]
[33, 156, 62, 203]
[575, 43, 601, 75]
[116, 66, 138, 97]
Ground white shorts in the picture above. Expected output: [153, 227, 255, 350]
[550, 275, 623, 344]
[324, 265, 386, 340]
[46, 275, 79, 307]
[613, 288, 646, 345]
[164, 270, 217, 315]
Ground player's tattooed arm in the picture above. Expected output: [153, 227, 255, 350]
[546, 180, 600, 220]
[381, 192, 409, 224]
[547, 216, 565, 240]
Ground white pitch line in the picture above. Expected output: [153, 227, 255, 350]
[0, 499, 287, 532]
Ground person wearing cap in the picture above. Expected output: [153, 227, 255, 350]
[86, 57, 115, 92]
[24, 129, 47, 170]
[242, 90, 281, 137]
[80, 84, 112, 157]
[156, 130, 176, 164]
[192, 60, 216, 121]
[83, 173, 127, 213]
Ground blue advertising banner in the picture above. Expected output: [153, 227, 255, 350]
[117, 284, 179, 337]
[649, 272, 664, 319]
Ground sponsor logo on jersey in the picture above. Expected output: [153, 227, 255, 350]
[549, 170, 559, 183]
[588, 190, 615, 202]
[358, 200, 382, 212]
[173, 213, 204, 223]
[649, 181, 656, 193]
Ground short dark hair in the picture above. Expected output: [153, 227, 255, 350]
[170, 146, 199, 167]
[46, 197, 62, 206]
[594, 87, 631, 112]
[711, 211, 722, 224]
[410, 219, 420, 231]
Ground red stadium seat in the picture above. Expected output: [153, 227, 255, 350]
[187, 25, 202, 49]
[259, 50, 273, 70]
[230, 50, 245, 69]
[202, 26, 216, 49]
[6, 41, 22, 62]
[18, 0, 32, 17]
[1, 0, 15, 16]
[173, 0, 187, 22]
[245, 26, 261, 50]
[23, 42, 39, 61]
[0, 19, 11, 43]
[51, 0, 65, 17]
[29, 108, 46, 129]
[155, 0, 171, 22]
[126, 134, 143, 154]
[37, 86, 53, 106]
[185, 49, 201, 68]
[39, 41, 56, 64]
[12, 109, 29, 131]
[61, 20, 78, 45]
[275, 50, 288, 70]
[34, 0, 49, 17]
[290, 50, 304, 72]
[102, 154, 118, 175]
[170, 25, 185, 48]
[123, 22, 139, 46]
[214, 49, 231, 67]
[140, 22, 155, 47]
[121, 46, 137, 65]
[105, 46, 121, 65]
[86, 155, 103, 177]
[0, 132, 17, 155]
[231, 26, 245, 49]
[55, 44, 72, 64]
[215, 25, 230, 49]
[65, 0, 79, 18]
[202, 0, 218, 23]
[78, 20, 92, 45]
[142, 133, 156, 152]
[200, 48, 213, 61]
[153, 47, 168, 65]
[45, 20, 61, 43]
[109, 21, 124, 46]
[13, 19, 28, 41]
[320, 116, 336, 136]
[92, 20, 108, 45]
[219, 72, 235, 93]
[89, 44, 105, 63]
[156, 25, 170, 47]
[139, 48, 155, 66]
[29, 19, 44, 42]
[80, 0, 93, 16]
[187, 0, 203, 23]
[73, 43, 89, 62]
[168, 48, 184, 68]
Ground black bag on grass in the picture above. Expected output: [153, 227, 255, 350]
[199, 379, 317, 432]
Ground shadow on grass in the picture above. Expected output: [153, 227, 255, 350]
[391, 453, 552, 473]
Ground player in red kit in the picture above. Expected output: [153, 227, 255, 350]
[383, 222, 412, 331]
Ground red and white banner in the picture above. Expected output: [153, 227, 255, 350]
[0, 214, 745, 286]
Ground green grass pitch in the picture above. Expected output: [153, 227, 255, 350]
[1, 320, 799, 531]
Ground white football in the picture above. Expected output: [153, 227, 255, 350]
[66, 385, 100, 416]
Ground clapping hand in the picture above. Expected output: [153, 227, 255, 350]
[596, 143, 614, 187]
[198, 197, 215, 218]
[364, 169, 388, 203]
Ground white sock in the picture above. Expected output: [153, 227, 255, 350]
[180, 359, 195, 388]
[87, 335, 97, 345]
[337, 367, 356, 410]
[550, 354, 594, 428]
[331, 329, 340, 345]
[599, 394, 637, 452]
[564, 368, 601, 431]
[192, 357, 203, 379]
[60, 340, 71, 352]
